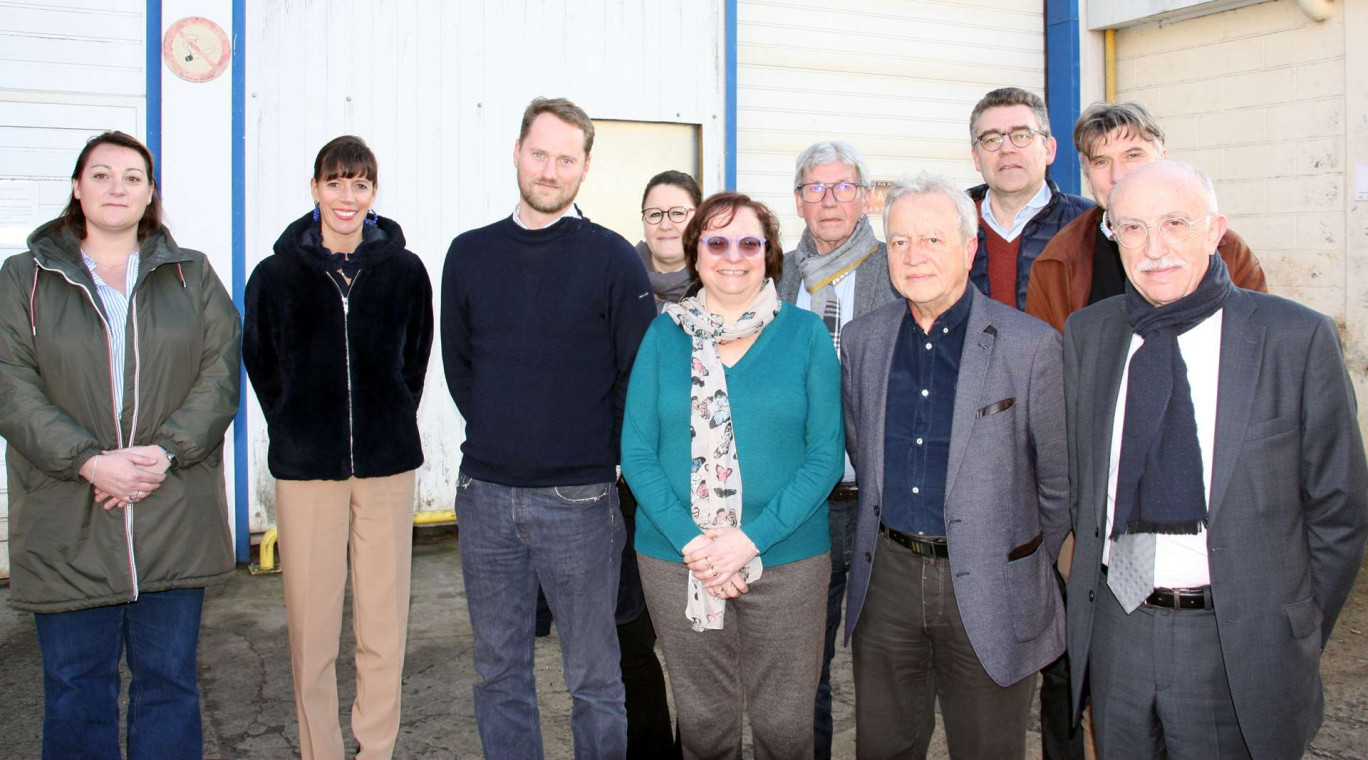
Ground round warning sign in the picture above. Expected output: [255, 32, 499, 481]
[162, 17, 231, 83]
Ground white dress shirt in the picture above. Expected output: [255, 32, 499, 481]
[798, 270, 858, 483]
[981, 182, 1052, 242]
[1104, 309, 1222, 589]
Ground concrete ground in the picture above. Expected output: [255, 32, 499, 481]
[1, 531, 1365, 759]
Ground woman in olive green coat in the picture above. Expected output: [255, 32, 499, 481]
[0, 130, 240, 760]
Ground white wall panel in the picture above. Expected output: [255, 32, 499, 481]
[246, 0, 726, 522]
[737, 0, 1045, 245]
[0, 0, 146, 579]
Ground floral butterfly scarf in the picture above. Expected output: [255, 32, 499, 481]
[663, 279, 781, 631]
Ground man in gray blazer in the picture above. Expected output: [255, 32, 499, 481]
[775, 139, 901, 760]
[841, 171, 1069, 758]
[1064, 161, 1368, 758]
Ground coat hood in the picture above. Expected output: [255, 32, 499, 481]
[272, 211, 407, 273]
[26, 217, 193, 280]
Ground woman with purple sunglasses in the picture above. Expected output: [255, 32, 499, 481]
[621, 192, 845, 759]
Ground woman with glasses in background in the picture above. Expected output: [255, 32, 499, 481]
[637, 170, 702, 311]
[621, 192, 845, 759]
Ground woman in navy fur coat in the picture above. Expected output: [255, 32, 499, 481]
[243, 136, 433, 760]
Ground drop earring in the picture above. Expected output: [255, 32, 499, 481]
[312, 203, 320, 222]
[364, 209, 378, 227]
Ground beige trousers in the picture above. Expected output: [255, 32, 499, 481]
[276, 471, 416, 760]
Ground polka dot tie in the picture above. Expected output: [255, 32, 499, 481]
[1107, 532, 1156, 613]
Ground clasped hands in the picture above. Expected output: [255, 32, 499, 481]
[682, 527, 759, 600]
[78, 445, 170, 510]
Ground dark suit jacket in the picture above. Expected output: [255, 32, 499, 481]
[1063, 287, 1368, 759]
[842, 286, 1070, 687]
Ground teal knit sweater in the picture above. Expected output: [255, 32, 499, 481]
[622, 304, 845, 566]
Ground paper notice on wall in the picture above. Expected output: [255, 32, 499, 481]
[0, 182, 37, 226]
[1358, 163, 1368, 201]
[0, 181, 40, 250]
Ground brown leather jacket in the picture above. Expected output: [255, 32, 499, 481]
[1025, 206, 1268, 332]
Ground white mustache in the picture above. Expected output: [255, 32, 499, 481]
[1137, 257, 1188, 272]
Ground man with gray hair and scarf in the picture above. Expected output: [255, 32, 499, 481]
[777, 139, 900, 759]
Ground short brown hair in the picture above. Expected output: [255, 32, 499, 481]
[641, 170, 702, 209]
[62, 131, 163, 242]
[1073, 101, 1165, 161]
[314, 135, 378, 185]
[969, 87, 1051, 142]
[683, 192, 784, 282]
[519, 97, 595, 155]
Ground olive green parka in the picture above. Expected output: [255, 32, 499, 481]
[0, 219, 241, 613]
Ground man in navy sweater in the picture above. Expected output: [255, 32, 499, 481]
[441, 97, 656, 759]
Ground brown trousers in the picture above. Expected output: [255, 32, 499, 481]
[639, 552, 830, 760]
[276, 471, 416, 760]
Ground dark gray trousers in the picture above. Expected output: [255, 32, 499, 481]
[638, 552, 829, 760]
[852, 531, 1036, 759]
[1090, 582, 1252, 759]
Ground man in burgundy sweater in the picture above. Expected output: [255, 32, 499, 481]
[966, 87, 1094, 312]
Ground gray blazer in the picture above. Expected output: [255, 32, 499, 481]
[777, 243, 901, 319]
[1063, 289, 1368, 758]
[841, 286, 1070, 687]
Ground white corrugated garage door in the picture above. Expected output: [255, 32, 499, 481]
[737, 0, 1044, 245]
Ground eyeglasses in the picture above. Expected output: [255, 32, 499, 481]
[642, 206, 693, 225]
[975, 127, 1048, 152]
[1107, 213, 1212, 249]
[796, 181, 863, 203]
[702, 235, 767, 257]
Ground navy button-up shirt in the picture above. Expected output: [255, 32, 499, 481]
[881, 286, 972, 536]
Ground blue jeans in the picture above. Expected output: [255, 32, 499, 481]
[33, 587, 205, 760]
[814, 498, 857, 760]
[454, 472, 628, 760]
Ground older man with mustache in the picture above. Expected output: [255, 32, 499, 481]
[1063, 160, 1367, 758]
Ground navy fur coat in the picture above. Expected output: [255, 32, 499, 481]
[243, 212, 434, 480]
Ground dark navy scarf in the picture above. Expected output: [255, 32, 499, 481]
[1112, 254, 1233, 538]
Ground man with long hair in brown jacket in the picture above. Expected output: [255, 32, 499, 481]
[1026, 101, 1266, 333]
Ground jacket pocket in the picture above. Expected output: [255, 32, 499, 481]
[1284, 597, 1323, 641]
[1246, 413, 1297, 443]
[977, 397, 1016, 418]
[1005, 541, 1056, 643]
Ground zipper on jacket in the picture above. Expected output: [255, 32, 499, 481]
[124, 295, 143, 601]
[32, 259, 140, 600]
[326, 273, 359, 474]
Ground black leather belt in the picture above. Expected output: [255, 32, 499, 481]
[879, 523, 949, 558]
[829, 482, 859, 502]
[1102, 566, 1213, 610]
[1145, 586, 1213, 610]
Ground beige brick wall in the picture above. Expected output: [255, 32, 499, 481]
[1116, 0, 1368, 431]
[1116, 0, 1346, 318]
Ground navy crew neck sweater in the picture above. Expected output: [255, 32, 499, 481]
[441, 215, 656, 487]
